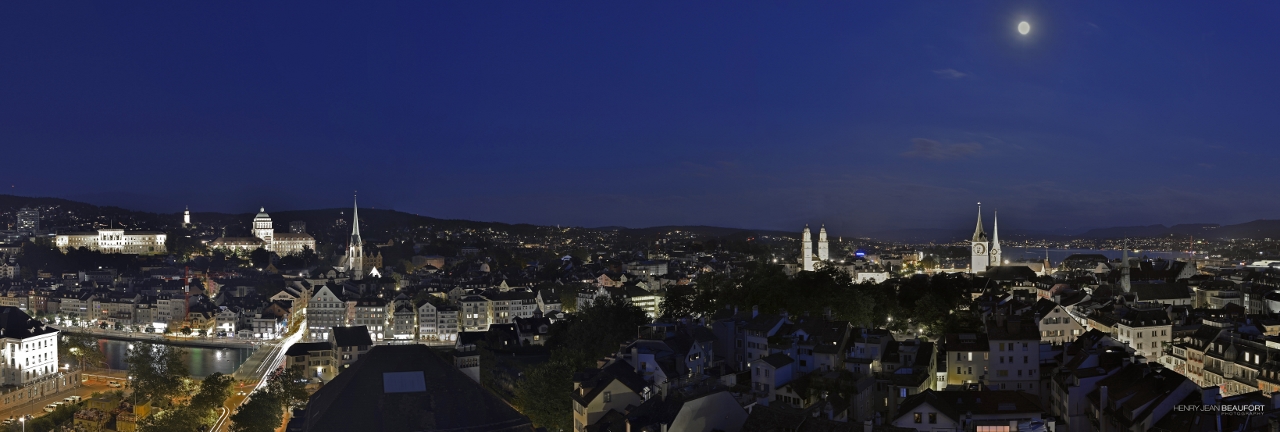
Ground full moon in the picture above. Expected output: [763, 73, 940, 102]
[1018, 21, 1031, 35]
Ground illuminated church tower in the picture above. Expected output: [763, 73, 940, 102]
[989, 211, 1002, 267]
[817, 225, 829, 262]
[347, 195, 364, 280]
[801, 225, 814, 271]
[971, 204, 989, 274]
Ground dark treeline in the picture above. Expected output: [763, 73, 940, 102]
[663, 264, 981, 336]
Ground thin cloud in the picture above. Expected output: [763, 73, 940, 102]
[901, 138, 983, 160]
[932, 68, 971, 79]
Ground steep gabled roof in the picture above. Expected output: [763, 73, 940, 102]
[303, 345, 531, 432]
[331, 326, 374, 348]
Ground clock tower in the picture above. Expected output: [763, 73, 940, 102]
[971, 203, 989, 274]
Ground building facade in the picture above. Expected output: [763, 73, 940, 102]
[55, 229, 167, 255]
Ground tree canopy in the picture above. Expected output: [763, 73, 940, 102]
[514, 295, 648, 430]
[126, 342, 189, 404]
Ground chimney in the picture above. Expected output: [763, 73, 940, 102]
[1202, 386, 1220, 406]
[752, 305, 759, 318]
[1100, 385, 1109, 411]
[632, 347, 640, 374]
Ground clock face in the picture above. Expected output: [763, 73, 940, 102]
[973, 244, 986, 255]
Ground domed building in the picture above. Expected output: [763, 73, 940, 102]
[210, 207, 316, 256]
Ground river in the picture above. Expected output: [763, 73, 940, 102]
[999, 247, 1190, 266]
[96, 339, 253, 377]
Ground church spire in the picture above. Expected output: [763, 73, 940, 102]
[348, 192, 364, 280]
[351, 194, 361, 237]
[972, 203, 988, 242]
[990, 210, 1002, 266]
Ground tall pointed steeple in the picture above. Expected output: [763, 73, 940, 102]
[990, 211, 1002, 266]
[971, 203, 989, 274]
[972, 204, 988, 242]
[348, 193, 364, 280]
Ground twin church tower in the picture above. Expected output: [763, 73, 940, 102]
[799, 225, 829, 271]
[970, 203, 1002, 273]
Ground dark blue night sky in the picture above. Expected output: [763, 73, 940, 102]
[3, 2, 1278, 235]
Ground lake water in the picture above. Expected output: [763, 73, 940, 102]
[97, 339, 253, 377]
[999, 247, 1190, 267]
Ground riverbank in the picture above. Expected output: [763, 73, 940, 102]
[60, 327, 260, 350]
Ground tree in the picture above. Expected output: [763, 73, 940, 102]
[60, 333, 107, 370]
[139, 406, 203, 432]
[659, 284, 695, 320]
[249, 247, 270, 268]
[230, 368, 308, 432]
[513, 357, 577, 431]
[137, 372, 233, 432]
[191, 373, 234, 411]
[126, 342, 189, 404]
[516, 296, 648, 430]
[229, 392, 282, 432]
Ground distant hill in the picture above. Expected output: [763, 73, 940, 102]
[1077, 221, 1280, 240]
[5, 194, 1280, 242]
[596, 225, 795, 239]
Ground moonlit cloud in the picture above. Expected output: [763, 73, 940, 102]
[901, 138, 983, 160]
[932, 69, 971, 79]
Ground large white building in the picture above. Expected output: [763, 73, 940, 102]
[209, 207, 315, 255]
[306, 285, 347, 342]
[0, 307, 59, 386]
[55, 229, 167, 255]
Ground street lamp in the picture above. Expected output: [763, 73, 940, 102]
[19, 416, 24, 432]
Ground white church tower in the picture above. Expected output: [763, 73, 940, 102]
[183, 206, 191, 227]
[347, 195, 364, 280]
[817, 225, 829, 262]
[801, 225, 814, 271]
[1120, 240, 1131, 293]
[989, 211, 1002, 267]
[971, 204, 989, 274]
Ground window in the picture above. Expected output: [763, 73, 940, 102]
[1024, 356, 1028, 364]
[603, 391, 612, 403]
[914, 413, 922, 423]
[968, 352, 973, 361]
[929, 413, 937, 424]
[900, 388, 907, 398]
[957, 367, 962, 374]
[997, 370, 1008, 377]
